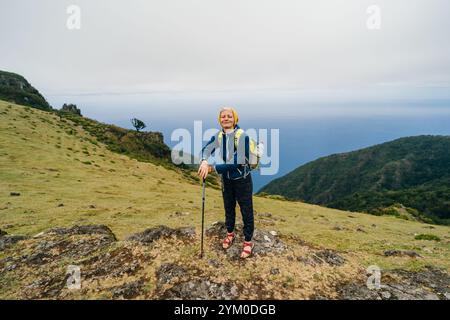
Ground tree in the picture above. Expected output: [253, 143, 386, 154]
[131, 118, 146, 132]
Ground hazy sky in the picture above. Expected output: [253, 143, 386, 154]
[1, 0, 450, 116]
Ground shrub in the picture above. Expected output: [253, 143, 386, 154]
[414, 234, 441, 241]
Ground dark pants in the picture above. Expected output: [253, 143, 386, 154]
[222, 174, 254, 242]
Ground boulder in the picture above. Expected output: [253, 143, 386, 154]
[127, 226, 195, 244]
[338, 265, 450, 300]
[0, 235, 28, 251]
[111, 279, 145, 299]
[47, 224, 117, 241]
[160, 278, 239, 300]
[384, 250, 422, 258]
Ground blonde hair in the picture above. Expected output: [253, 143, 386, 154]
[218, 107, 239, 127]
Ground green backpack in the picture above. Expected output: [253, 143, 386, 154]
[217, 128, 260, 170]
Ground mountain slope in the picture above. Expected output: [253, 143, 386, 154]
[259, 136, 450, 225]
[0, 70, 51, 111]
[1, 100, 450, 299]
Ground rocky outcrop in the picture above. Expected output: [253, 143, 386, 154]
[338, 266, 450, 300]
[298, 249, 346, 267]
[45, 224, 117, 241]
[0, 234, 28, 251]
[0, 70, 51, 110]
[384, 250, 422, 258]
[155, 263, 239, 300]
[60, 103, 82, 116]
[127, 226, 195, 244]
[206, 221, 286, 260]
[0, 223, 448, 300]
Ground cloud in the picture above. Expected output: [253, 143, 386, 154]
[1, 0, 449, 105]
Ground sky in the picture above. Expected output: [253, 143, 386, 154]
[0, 0, 449, 113]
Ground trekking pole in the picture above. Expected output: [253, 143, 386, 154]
[200, 178, 206, 258]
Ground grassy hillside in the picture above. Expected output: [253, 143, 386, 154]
[259, 136, 450, 225]
[1, 100, 449, 298]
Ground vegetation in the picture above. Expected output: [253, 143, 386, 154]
[0, 70, 51, 111]
[130, 118, 146, 132]
[415, 234, 441, 241]
[259, 136, 450, 225]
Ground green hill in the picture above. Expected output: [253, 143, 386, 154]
[1, 99, 450, 300]
[0, 70, 51, 111]
[259, 136, 450, 225]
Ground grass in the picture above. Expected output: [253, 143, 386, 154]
[0, 99, 450, 274]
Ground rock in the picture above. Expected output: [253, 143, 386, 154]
[10, 192, 21, 196]
[47, 225, 117, 241]
[0, 229, 7, 237]
[312, 250, 346, 267]
[156, 263, 188, 286]
[207, 259, 221, 268]
[384, 250, 422, 258]
[23, 273, 68, 299]
[33, 232, 45, 238]
[24, 251, 52, 265]
[338, 265, 450, 300]
[259, 212, 272, 218]
[333, 226, 343, 231]
[176, 227, 196, 239]
[270, 268, 280, 275]
[57, 203, 64, 207]
[297, 256, 319, 267]
[337, 283, 382, 300]
[89, 204, 96, 209]
[83, 246, 142, 278]
[356, 228, 366, 233]
[127, 226, 195, 244]
[0, 235, 28, 251]
[380, 291, 391, 299]
[269, 231, 278, 236]
[112, 279, 145, 299]
[5, 264, 18, 271]
[160, 278, 239, 300]
[205, 222, 286, 259]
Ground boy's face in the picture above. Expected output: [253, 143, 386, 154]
[220, 110, 235, 129]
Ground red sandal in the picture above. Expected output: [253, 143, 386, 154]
[222, 232, 235, 249]
[240, 241, 254, 259]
